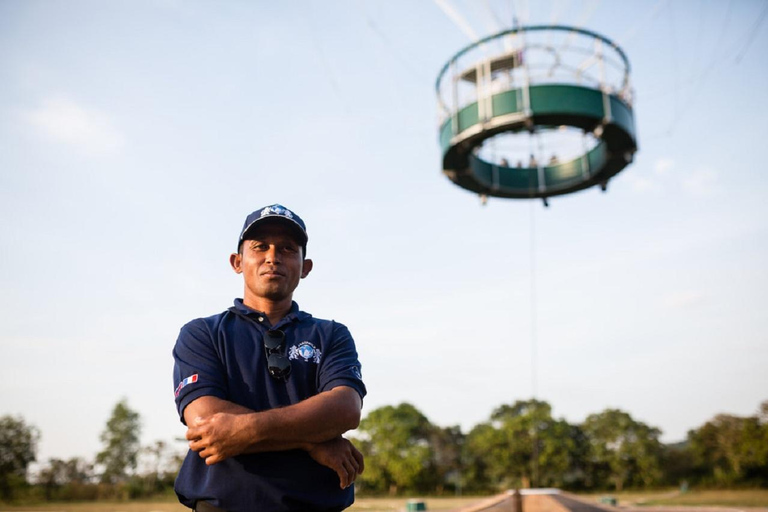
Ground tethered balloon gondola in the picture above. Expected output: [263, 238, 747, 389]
[436, 25, 638, 205]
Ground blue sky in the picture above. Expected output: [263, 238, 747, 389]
[1, 0, 767, 467]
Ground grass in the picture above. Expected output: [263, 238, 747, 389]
[575, 488, 768, 508]
[2, 490, 767, 511]
[644, 489, 768, 508]
[348, 496, 483, 511]
[0, 501, 187, 512]
[0, 496, 482, 512]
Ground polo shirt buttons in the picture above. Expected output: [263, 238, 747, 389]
[258, 316, 264, 322]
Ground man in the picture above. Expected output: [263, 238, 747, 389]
[172, 204, 366, 512]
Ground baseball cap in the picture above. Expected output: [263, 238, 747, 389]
[238, 204, 308, 252]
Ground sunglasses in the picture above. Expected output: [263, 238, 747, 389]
[263, 329, 291, 381]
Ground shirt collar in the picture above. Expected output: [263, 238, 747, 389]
[229, 298, 310, 326]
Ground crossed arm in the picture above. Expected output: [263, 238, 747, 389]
[183, 386, 364, 488]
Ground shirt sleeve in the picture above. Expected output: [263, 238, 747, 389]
[317, 321, 367, 401]
[172, 318, 228, 423]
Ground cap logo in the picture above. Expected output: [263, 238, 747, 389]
[240, 204, 306, 251]
[261, 205, 294, 219]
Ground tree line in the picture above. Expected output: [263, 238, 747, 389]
[0, 399, 182, 503]
[1, 398, 767, 503]
[355, 399, 768, 495]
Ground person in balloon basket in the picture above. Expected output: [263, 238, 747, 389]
[172, 204, 366, 512]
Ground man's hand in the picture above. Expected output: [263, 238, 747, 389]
[186, 413, 252, 465]
[308, 437, 364, 489]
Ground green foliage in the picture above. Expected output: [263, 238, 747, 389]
[357, 403, 442, 494]
[355, 399, 768, 496]
[36, 457, 94, 501]
[95, 399, 141, 484]
[429, 425, 465, 494]
[32, 441, 182, 503]
[659, 441, 695, 487]
[581, 409, 663, 491]
[463, 399, 582, 491]
[687, 409, 768, 486]
[8, 398, 768, 503]
[0, 415, 40, 501]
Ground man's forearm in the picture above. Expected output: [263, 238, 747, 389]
[248, 386, 361, 447]
[184, 386, 361, 462]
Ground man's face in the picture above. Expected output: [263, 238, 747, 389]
[231, 221, 312, 306]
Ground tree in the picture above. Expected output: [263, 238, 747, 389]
[687, 411, 768, 486]
[36, 457, 94, 501]
[429, 425, 465, 494]
[137, 440, 180, 496]
[95, 399, 141, 484]
[660, 441, 695, 487]
[0, 415, 40, 501]
[357, 403, 436, 494]
[463, 421, 508, 492]
[581, 409, 663, 490]
[37, 458, 68, 501]
[463, 399, 580, 490]
[759, 400, 768, 424]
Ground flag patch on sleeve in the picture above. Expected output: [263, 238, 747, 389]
[175, 374, 198, 397]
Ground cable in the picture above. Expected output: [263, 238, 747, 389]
[617, 0, 669, 47]
[355, 3, 431, 83]
[576, 0, 601, 27]
[481, 0, 505, 34]
[302, 1, 346, 109]
[510, 0, 518, 28]
[664, 0, 734, 134]
[434, 0, 482, 42]
[734, 1, 768, 64]
[548, 0, 570, 26]
[529, 196, 538, 400]
[559, 0, 601, 53]
[668, 2, 680, 131]
[519, 0, 530, 27]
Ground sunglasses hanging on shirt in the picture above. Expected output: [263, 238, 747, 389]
[263, 329, 291, 381]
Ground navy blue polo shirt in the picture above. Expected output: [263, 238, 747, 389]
[172, 299, 366, 512]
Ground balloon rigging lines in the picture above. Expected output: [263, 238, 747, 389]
[734, 1, 768, 64]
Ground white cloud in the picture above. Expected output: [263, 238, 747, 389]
[627, 174, 656, 193]
[654, 157, 674, 175]
[629, 158, 718, 198]
[681, 168, 718, 197]
[22, 96, 125, 157]
[627, 157, 674, 194]
[662, 290, 706, 309]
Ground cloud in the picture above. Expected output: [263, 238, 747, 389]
[662, 290, 706, 309]
[627, 157, 674, 193]
[627, 174, 656, 193]
[654, 158, 674, 175]
[22, 96, 125, 157]
[681, 168, 718, 197]
[628, 158, 718, 198]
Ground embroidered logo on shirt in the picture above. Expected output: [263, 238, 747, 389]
[350, 365, 363, 380]
[174, 373, 198, 397]
[288, 342, 322, 363]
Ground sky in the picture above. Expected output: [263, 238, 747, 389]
[1, 0, 767, 468]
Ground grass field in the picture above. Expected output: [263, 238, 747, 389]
[574, 488, 768, 508]
[0, 496, 480, 512]
[1, 490, 767, 511]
